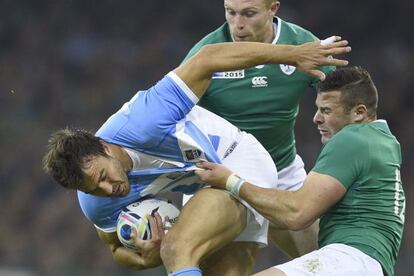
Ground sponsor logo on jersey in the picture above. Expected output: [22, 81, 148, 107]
[212, 70, 245, 79]
[280, 64, 296, 75]
[251, 76, 268, 87]
[223, 141, 238, 159]
[184, 149, 202, 161]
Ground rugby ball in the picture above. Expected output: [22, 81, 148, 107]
[116, 198, 180, 250]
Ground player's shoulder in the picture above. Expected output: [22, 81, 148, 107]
[278, 17, 319, 44]
[77, 191, 112, 227]
[183, 23, 231, 62]
[329, 124, 368, 149]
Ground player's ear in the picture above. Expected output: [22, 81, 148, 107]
[351, 104, 368, 123]
[100, 140, 111, 155]
[270, 1, 280, 15]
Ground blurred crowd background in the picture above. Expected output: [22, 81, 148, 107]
[0, 1, 412, 275]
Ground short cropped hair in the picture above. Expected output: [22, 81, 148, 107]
[42, 128, 107, 190]
[318, 66, 378, 118]
[265, 0, 279, 7]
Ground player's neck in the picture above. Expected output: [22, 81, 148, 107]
[263, 22, 276, 44]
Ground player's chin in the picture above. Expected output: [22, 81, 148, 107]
[321, 134, 332, 144]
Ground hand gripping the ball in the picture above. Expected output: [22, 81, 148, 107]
[129, 212, 165, 268]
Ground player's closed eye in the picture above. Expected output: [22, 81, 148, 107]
[243, 11, 257, 18]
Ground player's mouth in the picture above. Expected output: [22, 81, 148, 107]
[318, 129, 330, 136]
[122, 184, 130, 196]
[234, 35, 249, 41]
[112, 184, 126, 197]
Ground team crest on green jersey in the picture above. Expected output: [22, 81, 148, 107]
[280, 64, 296, 75]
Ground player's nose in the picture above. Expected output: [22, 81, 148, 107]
[234, 15, 245, 29]
[313, 110, 323, 125]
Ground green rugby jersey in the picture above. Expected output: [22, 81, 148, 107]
[183, 17, 334, 170]
[313, 120, 405, 276]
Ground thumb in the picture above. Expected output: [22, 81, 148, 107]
[194, 168, 207, 179]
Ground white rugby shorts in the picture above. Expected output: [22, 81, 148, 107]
[184, 132, 278, 247]
[275, 243, 383, 275]
[277, 154, 307, 192]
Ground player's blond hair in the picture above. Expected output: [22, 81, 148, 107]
[264, 0, 279, 8]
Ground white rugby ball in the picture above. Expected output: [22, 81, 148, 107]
[116, 198, 180, 250]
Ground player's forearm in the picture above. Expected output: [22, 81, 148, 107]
[195, 162, 316, 229]
[198, 42, 297, 74]
[175, 38, 349, 98]
[174, 42, 299, 97]
[239, 183, 315, 231]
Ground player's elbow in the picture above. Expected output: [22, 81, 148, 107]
[198, 44, 216, 57]
[283, 208, 316, 231]
[194, 44, 218, 74]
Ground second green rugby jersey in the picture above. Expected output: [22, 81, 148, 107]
[183, 17, 333, 170]
[313, 120, 405, 276]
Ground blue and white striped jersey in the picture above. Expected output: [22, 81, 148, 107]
[78, 72, 244, 232]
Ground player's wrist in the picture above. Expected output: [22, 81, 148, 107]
[225, 173, 245, 196]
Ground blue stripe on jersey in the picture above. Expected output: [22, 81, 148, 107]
[128, 168, 202, 196]
[184, 121, 221, 163]
[208, 135, 220, 152]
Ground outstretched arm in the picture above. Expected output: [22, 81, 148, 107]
[195, 162, 346, 231]
[173, 36, 351, 98]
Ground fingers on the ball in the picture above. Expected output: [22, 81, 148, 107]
[154, 211, 162, 221]
[147, 215, 157, 231]
[133, 236, 147, 248]
[149, 213, 163, 238]
[154, 212, 163, 231]
[131, 226, 137, 238]
[156, 214, 166, 237]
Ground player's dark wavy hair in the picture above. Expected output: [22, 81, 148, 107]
[318, 66, 378, 119]
[42, 128, 107, 190]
